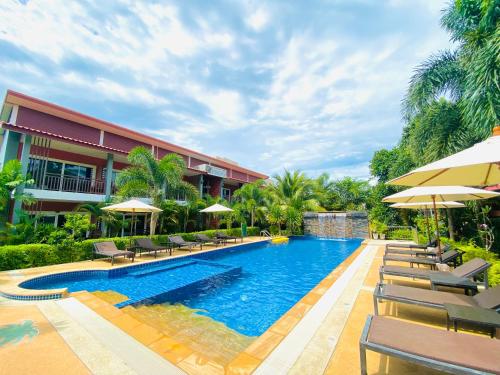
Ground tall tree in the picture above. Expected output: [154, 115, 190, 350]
[115, 146, 194, 235]
[233, 179, 266, 227]
[403, 0, 499, 135]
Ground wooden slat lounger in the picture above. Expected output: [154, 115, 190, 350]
[385, 242, 445, 256]
[92, 241, 135, 266]
[359, 315, 500, 375]
[383, 250, 462, 268]
[379, 258, 491, 288]
[373, 283, 500, 315]
[194, 234, 223, 247]
[167, 235, 201, 252]
[134, 238, 170, 257]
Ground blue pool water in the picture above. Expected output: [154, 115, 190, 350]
[22, 237, 362, 336]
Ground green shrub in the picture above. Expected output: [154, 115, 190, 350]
[386, 228, 413, 241]
[442, 238, 500, 286]
[0, 244, 57, 270]
[0, 227, 260, 271]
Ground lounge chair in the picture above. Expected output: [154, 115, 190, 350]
[373, 283, 500, 315]
[215, 232, 240, 244]
[359, 315, 500, 375]
[385, 239, 437, 251]
[194, 234, 223, 247]
[92, 241, 135, 265]
[385, 242, 443, 256]
[383, 249, 462, 269]
[167, 235, 201, 252]
[134, 238, 170, 257]
[380, 258, 491, 288]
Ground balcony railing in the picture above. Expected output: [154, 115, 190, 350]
[29, 174, 114, 195]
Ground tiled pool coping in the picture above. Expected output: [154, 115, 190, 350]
[68, 239, 368, 374]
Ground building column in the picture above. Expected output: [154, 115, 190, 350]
[199, 174, 204, 198]
[0, 130, 21, 170]
[102, 153, 114, 235]
[220, 179, 224, 200]
[12, 134, 32, 224]
[105, 153, 114, 199]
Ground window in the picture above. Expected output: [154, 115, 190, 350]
[64, 163, 92, 179]
[222, 188, 231, 201]
[101, 168, 118, 183]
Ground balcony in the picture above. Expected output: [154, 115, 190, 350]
[28, 174, 114, 195]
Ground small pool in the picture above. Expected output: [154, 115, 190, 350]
[22, 237, 362, 336]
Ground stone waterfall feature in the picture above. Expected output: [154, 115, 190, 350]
[303, 211, 369, 239]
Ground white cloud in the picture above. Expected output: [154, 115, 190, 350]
[246, 7, 270, 31]
[61, 72, 168, 106]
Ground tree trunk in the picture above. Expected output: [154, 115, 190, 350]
[251, 210, 255, 227]
[446, 208, 455, 241]
[150, 212, 158, 236]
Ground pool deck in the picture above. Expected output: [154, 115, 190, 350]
[0, 239, 494, 374]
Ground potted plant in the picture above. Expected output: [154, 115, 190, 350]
[370, 221, 379, 239]
[378, 222, 388, 240]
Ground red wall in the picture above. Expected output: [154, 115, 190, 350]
[103, 132, 149, 152]
[17, 107, 101, 144]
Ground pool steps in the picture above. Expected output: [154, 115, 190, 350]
[115, 260, 242, 308]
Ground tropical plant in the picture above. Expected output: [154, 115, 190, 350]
[329, 177, 371, 211]
[403, 0, 499, 135]
[0, 160, 35, 217]
[232, 179, 266, 226]
[266, 203, 285, 234]
[115, 146, 195, 235]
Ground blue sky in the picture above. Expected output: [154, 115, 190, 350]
[0, 0, 451, 180]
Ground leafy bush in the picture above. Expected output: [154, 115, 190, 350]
[0, 227, 260, 271]
[442, 238, 500, 286]
[387, 228, 414, 241]
[0, 244, 57, 270]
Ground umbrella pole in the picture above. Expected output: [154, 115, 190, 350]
[432, 196, 441, 259]
[424, 209, 431, 244]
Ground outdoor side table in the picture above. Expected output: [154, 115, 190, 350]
[429, 273, 478, 295]
[444, 303, 500, 338]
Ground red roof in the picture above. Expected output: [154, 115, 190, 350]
[3, 90, 268, 179]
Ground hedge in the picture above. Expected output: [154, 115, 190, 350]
[441, 238, 500, 286]
[0, 227, 260, 271]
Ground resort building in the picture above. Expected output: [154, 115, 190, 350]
[0, 90, 267, 227]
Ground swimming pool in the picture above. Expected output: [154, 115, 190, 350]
[21, 237, 362, 336]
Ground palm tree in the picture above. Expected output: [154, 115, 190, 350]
[403, 0, 499, 134]
[115, 146, 194, 235]
[268, 170, 320, 234]
[266, 203, 285, 234]
[233, 179, 266, 227]
[0, 160, 35, 225]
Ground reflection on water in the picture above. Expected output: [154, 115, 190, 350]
[92, 291, 255, 365]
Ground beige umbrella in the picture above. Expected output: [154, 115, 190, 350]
[200, 203, 233, 230]
[389, 201, 465, 243]
[199, 203, 234, 213]
[102, 199, 162, 236]
[388, 126, 500, 187]
[383, 186, 499, 254]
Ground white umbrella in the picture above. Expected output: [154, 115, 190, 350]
[199, 203, 234, 213]
[383, 186, 499, 253]
[102, 199, 162, 236]
[390, 201, 465, 243]
[102, 199, 162, 213]
[389, 202, 465, 209]
[388, 126, 500, 187]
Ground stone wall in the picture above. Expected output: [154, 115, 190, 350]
[303, 211, 369, 239]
